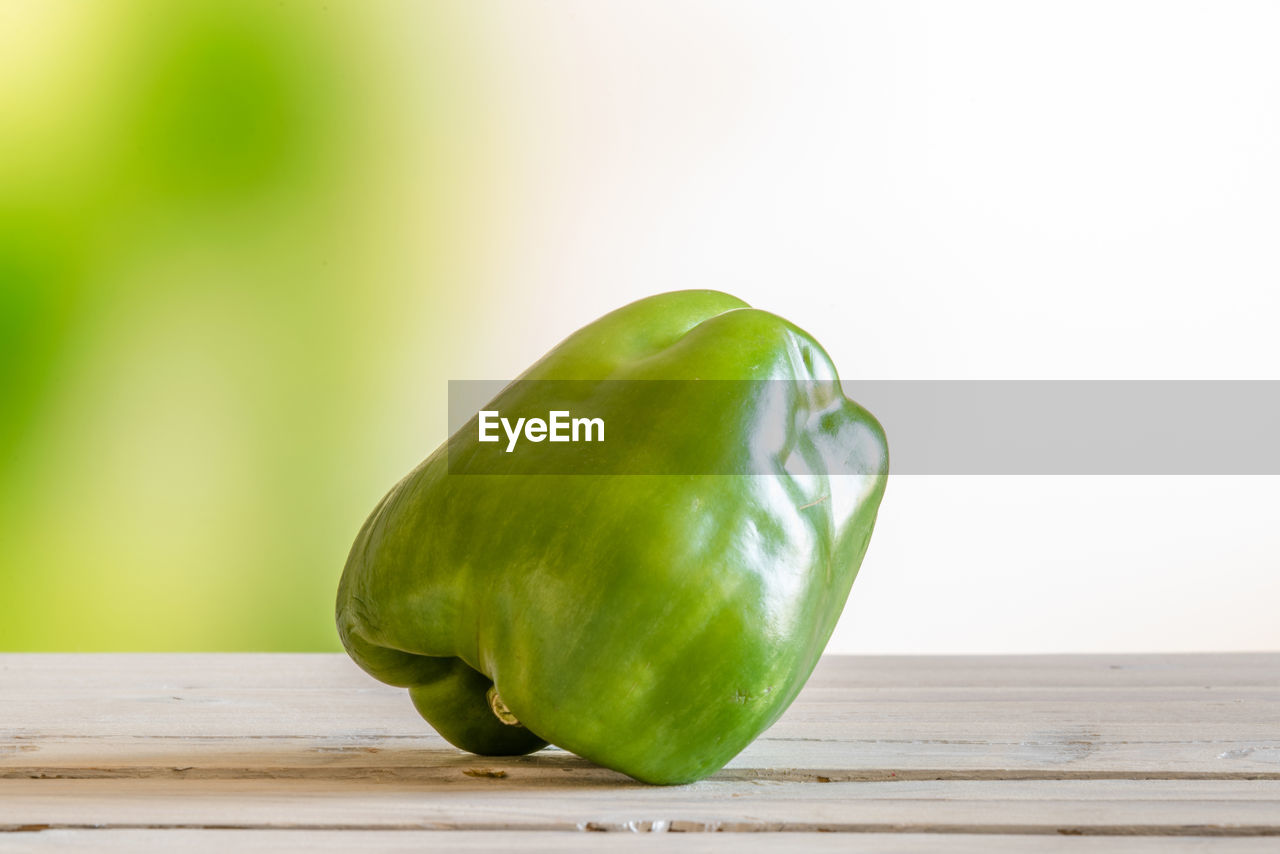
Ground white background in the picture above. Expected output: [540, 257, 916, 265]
[432, 1, 1280, 652]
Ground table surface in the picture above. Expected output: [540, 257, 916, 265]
[1, 653, 1277, 851]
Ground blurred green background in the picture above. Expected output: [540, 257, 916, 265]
[1, 1, 490, 649]
[6, 2, 1279, 657]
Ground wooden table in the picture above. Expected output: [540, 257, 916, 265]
[2, 653, 1277, 851]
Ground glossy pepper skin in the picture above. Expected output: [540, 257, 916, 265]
[336, 291, 887, 784]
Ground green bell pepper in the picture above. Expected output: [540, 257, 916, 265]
[336, 290, 887, 784]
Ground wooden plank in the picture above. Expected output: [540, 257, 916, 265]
[1, 779, 1278, 834]
[6, 830, 1280, 854]
[2, 654, 1277, 842]
[3, 654, 1277, 779]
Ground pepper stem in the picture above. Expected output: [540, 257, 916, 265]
[486, 685, 521, 727]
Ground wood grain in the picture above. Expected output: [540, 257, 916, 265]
[7, 831, 1280, 854]
[1, 653, 1277, 849]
